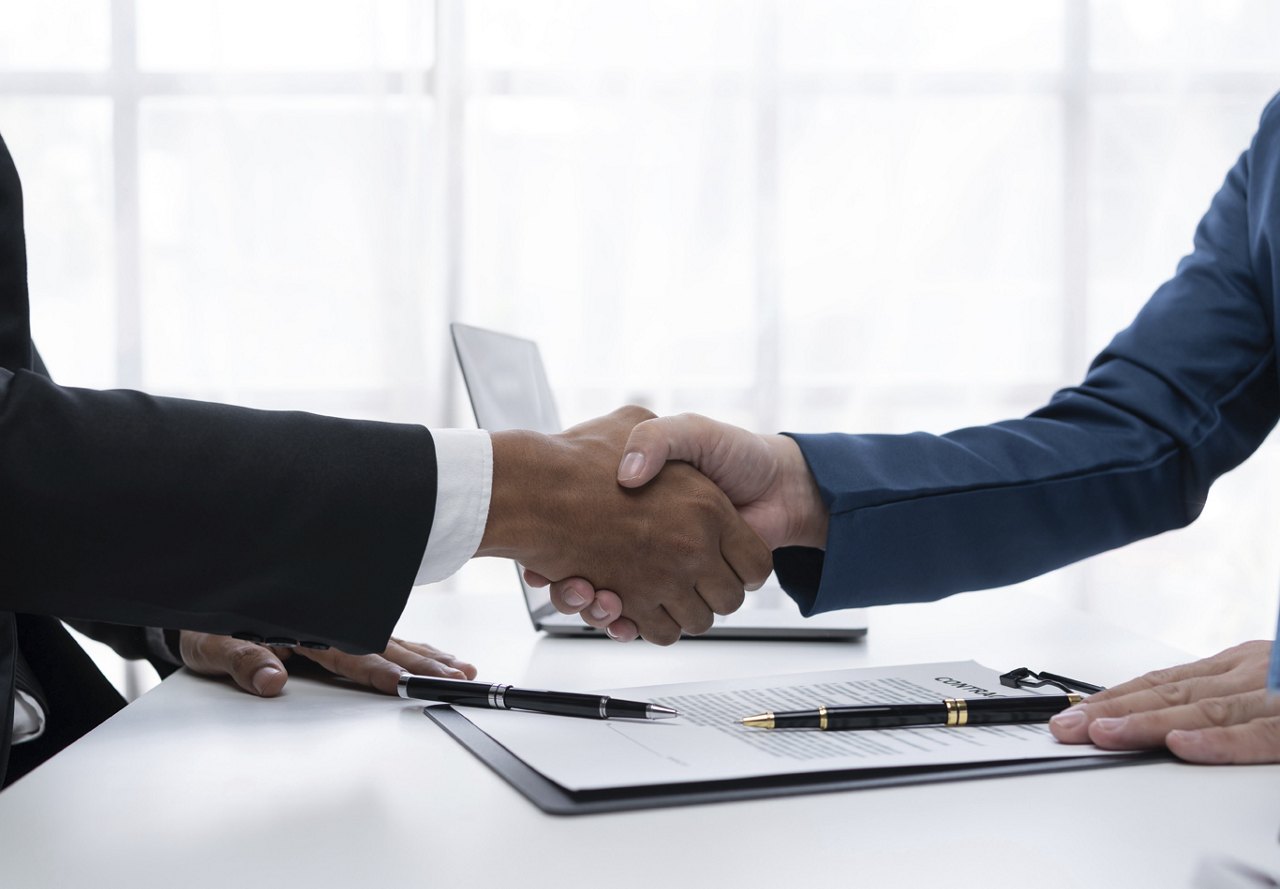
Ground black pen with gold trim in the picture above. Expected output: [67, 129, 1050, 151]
[740, 694, 1082, 731]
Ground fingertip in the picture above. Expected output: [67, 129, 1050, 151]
[1166, 729, 1219, 763]
[618, 450, 646, 484]
[605, 620, 639, 643]
[579, 590, 622, 627]
[747, 542, 768, 590]
[619, 420, 667, 486]
[438, 652, 478, 678]
[559, 578, 589, 610]
[369, 663, 406, 695]
[419, 656, 477, 682]
[744, 561, 772, 591]
[1048, 706, 1088, 743]
[740, 549, 772, 592]
[251, 665, 286, 697]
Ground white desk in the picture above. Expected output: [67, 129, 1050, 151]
[2, 583, 1278, 889]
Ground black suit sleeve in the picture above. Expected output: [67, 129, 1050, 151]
[31, 349, 179, 675]
[0, 370, 437, 654]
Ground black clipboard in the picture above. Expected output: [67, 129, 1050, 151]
[424, 705, 1167, 817]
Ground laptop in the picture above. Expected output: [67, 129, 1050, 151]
[450, 322, 867, 641]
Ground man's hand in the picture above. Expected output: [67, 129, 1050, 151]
[179, 631, 477, 696]
[616, 413, 828, 550]
[479, 406, 773, 645]
[1048, 640, 1280, 763]
[527, 412, 824, 641]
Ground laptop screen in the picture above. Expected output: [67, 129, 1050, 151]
[451, 323, 563, 624]
[451, 324, 562, 436]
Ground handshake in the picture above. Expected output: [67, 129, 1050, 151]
[478, 405, 830, 645]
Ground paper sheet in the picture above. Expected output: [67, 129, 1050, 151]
[458, 660, 1124, 792]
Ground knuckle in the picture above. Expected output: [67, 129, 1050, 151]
[620, 403, 657, 423]
[628, 419, 658, 445]
[1152, 681, 1191, 707]
[1141, 667, 1180, 688]
[1226, 640, 1265, 659]
[1197, 696, 1236, 727]
[229, 645, 266, 674]
[672, 474, 716, 506]
[672, 411, 707, 432]
[667, 532, 704, 563]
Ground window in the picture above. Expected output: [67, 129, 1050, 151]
[4, 1, 1278, 673]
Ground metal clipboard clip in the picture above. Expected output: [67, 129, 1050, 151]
[999, 666, 1106, 696]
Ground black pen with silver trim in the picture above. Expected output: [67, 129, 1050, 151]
[740, 694, 1082, 730]
[398, 674, 679, 720]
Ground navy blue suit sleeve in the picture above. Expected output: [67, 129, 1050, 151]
[775, 95, 1280, 615]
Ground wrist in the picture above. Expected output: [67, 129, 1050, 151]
[477, 429, 560, 561]
[768, 435, 829, 550]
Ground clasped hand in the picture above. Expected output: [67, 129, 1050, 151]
[479, 406, 773, 645]
[526, 411, 820, 642]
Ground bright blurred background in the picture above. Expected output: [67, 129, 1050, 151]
[3, 0, 1280, 695]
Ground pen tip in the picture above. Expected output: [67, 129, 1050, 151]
[647, 704, 679, 719]
[740, 713, 775, 729]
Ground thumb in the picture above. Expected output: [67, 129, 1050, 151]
[227, 643, 289, 697]
[617, 414, 713, 488]
[182, 632, 290, 697]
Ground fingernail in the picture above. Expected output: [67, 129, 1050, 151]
[447, 668, 465, 678]
[1167, 729, 1201, 747]
[1092, 716, 1128, 732]
[252, 666, 282, 695]
[1049, 708, 1086, 730]
[563, 590, 586, 608]
[606, 625, 621, 640]
[589, 602, 609, 620]
[619, 451, 645, 480]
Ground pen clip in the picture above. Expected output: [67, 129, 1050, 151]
[999, 667, 1105, 696]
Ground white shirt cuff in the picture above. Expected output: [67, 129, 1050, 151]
[414, 429, 492, 586]
[12, 689, 46, 745]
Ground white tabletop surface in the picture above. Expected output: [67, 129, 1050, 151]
[2, 580, 1278, 889]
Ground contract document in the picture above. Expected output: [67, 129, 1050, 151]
[457, 660, 1130, 792]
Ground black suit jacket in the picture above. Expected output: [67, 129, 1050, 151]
[0, 132, 439, 786]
